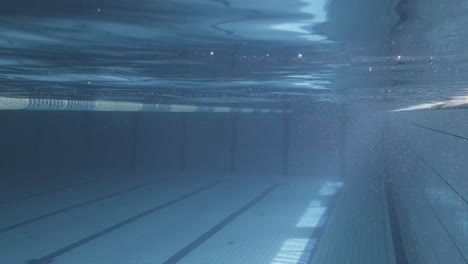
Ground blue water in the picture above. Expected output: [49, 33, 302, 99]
[1, 0, 468, 264]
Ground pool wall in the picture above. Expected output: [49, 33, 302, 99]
[0, 103, 342, 188]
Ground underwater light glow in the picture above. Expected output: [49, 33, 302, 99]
[296, 200, 326, 228]
[319, 181, 344, 196]
[392, 96, 468, 112]
[271, 23, 310, 34]
[271, 238, 315, 264]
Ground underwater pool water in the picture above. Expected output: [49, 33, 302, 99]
[1, 0, 468, 263]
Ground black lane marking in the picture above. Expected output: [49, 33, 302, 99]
[404, 157, 468, 264]
[306, 187, 343, 264]
[0, 178, 168, 233]
[162, 184, 279, 264]
[410, 147, 468, 206]
[406, 122, 468, 142]
[385, 179, 409, 264]
[26, 182, 220, 264]
[0, 179, 100, 206]
[402, 123, 468, 205]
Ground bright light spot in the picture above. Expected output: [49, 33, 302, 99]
[271, 23, 310, 34]
[210, 51, 214, 56]
[266, 54, 270, 57]
[297, 200, 326, 227]
[97, 8, 101, 12]
[369, 67, 373, 72]
[271, 239, 315, 264]
[300, 34, 326, 41]
[319, 181, 344, 196]
[297, 53, 303, 58]
[392, 103, 437, 112]
[392, 96, 468, 112]
[291, 82, 328, 90]
[397, 55, 402, 60]
[292, 82, 312, 86]
[285, 74, 331, 79]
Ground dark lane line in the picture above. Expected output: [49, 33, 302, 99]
[405, 151, 468, 264]
[162, 184, 279, 264]
[409, 147, 468, 206]
[26, 182, 220, 264]
[385, 179, 409, 264]
[0, 178, 101, 206]
[403, 122, 468, 205]
[406, 122, 468, 142]
[0, 178, 168, 233]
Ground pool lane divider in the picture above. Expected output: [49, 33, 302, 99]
[26, 181, 221, 264]
[162, 184, 280, 264]
[0, 178, 169, 233]
[0, 96, 290, 114]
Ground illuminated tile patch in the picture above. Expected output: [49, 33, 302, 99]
[271, 181, 344, 264]
[296, 200, 326, 228]
[271, 238, 316, 264]
[319, 181, 344, 196]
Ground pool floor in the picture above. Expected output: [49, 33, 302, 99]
[0, 174, 395, 264]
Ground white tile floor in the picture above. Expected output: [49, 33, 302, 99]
[1, 174, 395, 264]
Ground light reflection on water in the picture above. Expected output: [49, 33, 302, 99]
[1, 0, 468, 111]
